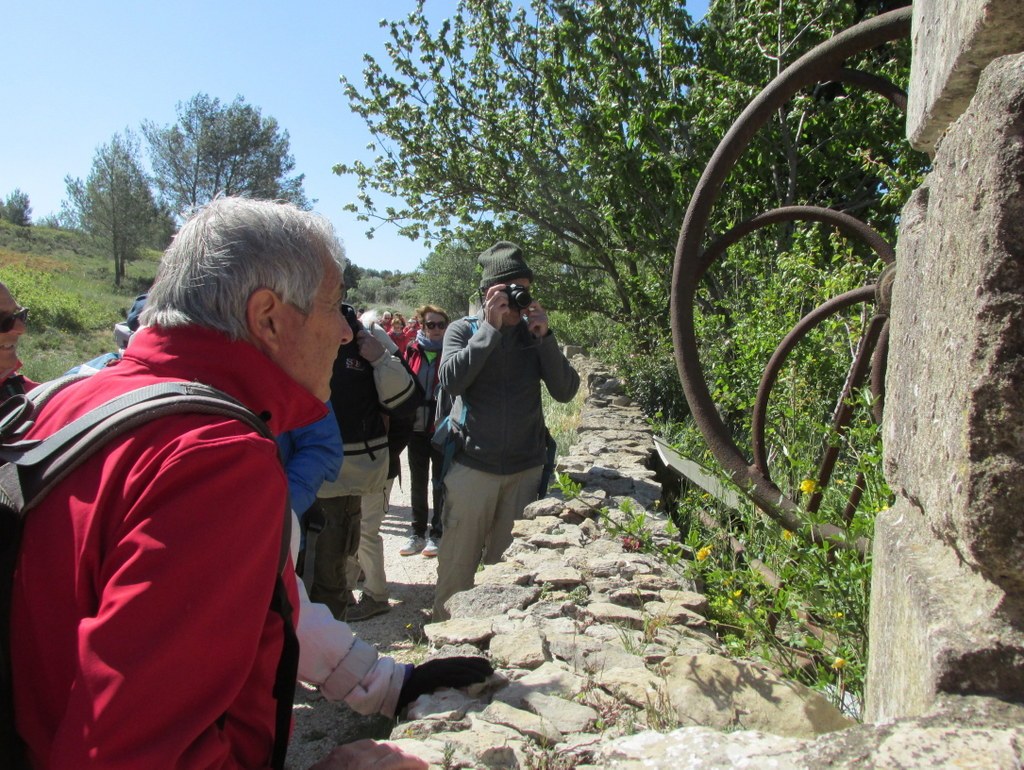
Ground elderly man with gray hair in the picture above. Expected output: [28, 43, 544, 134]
[8, 198, 487, 770]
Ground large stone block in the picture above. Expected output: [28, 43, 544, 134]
[873, 53, 1024, 720]
[908, 0, 1024, 153]
[865, 502, 1024, 721]
[885, 53, 1024, 593]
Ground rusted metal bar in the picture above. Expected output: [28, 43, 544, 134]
[697, 206, 894, 286]
[751, 285, 877, 477]
[807, 312, 887, 514]
[842, 472, 866, 526]
[671, 7, 911, 556]
[833, 68, 908, 112]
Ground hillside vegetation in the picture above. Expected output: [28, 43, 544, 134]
[0, 221, 159, 381]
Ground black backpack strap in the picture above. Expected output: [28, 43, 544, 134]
[0, 382, 272, 508]
[269, 575, 298, 770]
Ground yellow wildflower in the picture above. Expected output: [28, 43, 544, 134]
[782, 529, 794, 540]
[833, 611, 844, 619]
[732, 589, 743, 599]
[832, 657, 847, 671]
[799, 479, 818, 495]
[696, 546, 712, 562]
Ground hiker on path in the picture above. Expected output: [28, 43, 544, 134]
[9, 198, 490, 769]
[399, 304, 449, 558]
[432, 242, 580, 620]
[312, 304, 417, 622]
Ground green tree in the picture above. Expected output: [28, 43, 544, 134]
[337, 0, 699, 323]
[0, 189, 32, 226]
[412, 239, 478, 317]
[340, 0, 921, 409]
[64, 130, 166, 286]
[143, 93, 309, 216]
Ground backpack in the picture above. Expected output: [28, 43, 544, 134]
[430, 317, 557, 500]
[431, 316, 478, 490]
[0, 378, 297, 770]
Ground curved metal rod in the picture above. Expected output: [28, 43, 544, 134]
[751, 285, 877, 476]
[671, 7, 911, 554]
[806, 312, 887, 514]
[870, 321, 889, 424]
[695, 205, 894, 284]
[834, 67, 908, 112]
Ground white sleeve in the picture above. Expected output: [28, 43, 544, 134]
[291, 512, 408, 716]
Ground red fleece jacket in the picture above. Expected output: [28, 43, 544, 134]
[11, 325, 325, 769]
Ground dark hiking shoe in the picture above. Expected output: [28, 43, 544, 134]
[345, 595, 391, 622]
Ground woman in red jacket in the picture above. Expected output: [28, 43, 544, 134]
[399, 305, 449, 558]
[388, 313, 416, 352]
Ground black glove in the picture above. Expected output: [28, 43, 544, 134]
[395, 656, 494, 713]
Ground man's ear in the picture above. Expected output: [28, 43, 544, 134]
[246, 288, 285, 353]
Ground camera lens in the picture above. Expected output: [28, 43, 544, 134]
[506, 284, 532, 309]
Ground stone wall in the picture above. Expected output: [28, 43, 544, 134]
[907, 0, 1024, 153]
[388, 363, 1024, 768]
[866, 0, 1024, 722]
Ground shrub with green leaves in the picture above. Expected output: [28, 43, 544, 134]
[1, 265, 113, 333]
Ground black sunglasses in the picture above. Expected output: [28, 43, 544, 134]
[424, 321, 447, 330]
[0, 307, 28, 333]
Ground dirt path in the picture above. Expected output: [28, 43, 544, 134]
[287, 451, 441, 769]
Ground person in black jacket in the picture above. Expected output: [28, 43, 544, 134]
[310, 305, 416, 621]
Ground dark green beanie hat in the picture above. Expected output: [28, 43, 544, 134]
[478, 241, 533, 289]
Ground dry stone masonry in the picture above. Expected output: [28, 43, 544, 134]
[385, 363, 859, 768]
[375, 359, 1023, 768]
[867, 0, 1024, 728]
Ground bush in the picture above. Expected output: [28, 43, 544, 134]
[0, 189, 31, 226]
[0, 265, 112, 333]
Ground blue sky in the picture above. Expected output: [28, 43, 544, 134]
[3, 0, 708, 274]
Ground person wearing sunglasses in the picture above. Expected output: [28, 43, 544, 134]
[0, 282, 35, 400]
[399, 305, 450, 558]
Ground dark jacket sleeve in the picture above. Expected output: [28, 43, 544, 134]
[536, 332, 580, 403]
[438, 316, 501, 397]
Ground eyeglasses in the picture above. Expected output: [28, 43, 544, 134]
[424, 321, 447, 330]
[0, 307, 29, 333]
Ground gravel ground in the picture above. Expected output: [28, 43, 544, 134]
[287, 451, 441, 769]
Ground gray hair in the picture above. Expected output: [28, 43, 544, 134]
[141, 197, 346, 340]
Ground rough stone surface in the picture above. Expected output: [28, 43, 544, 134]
[480, 700, 562, 744]
[522, 692, 599, 734]
[659, 655, 855, 738]
[423, 617, 494, 646]
[873, 53, 1024, 720]
[488, 627, 547, 670]
[886, 52, 1024, 591]
[440, 583, 540, 620]
[285, 358, 1024, 768]
[602, 695, 1024, 769]
[908, 0, 1024, 153]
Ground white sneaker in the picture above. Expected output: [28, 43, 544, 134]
[400, 535, 426, 556]
[421, 537, 440, 558]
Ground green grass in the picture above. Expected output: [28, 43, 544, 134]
[0, 220, 160, 381]
[542, 372, 587, 461]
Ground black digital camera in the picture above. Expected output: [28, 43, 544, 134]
[503, 283, 533, 310]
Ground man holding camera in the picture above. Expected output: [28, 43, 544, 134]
[432, 241, 580, 620]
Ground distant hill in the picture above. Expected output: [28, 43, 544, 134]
[0, 221, 159, 381]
